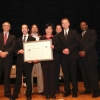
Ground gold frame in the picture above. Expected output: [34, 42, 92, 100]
[23, 39, 53, 62]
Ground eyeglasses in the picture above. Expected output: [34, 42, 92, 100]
[3, 25, 10, 27]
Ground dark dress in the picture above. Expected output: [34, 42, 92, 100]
[40, 35, 60, 95]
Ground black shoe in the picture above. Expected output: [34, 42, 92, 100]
[9, 96, 13, 100]
[56, 90, 60, 94]
[46, 95, 50, 99]
[80, 90, 91, 94]
[72, 92, 78, 98]
[11, 96, 18, 100]
[27, 96, 32, 100]
[51, 95, 56, 99]
[63, 92, 71, 97]
[5, 94, 12, 98]
[92, 94, 100, 98]
[38, 92, 44, 95]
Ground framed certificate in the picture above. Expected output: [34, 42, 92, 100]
[23, 39, 53, 62]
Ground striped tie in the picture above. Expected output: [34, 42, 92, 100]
[23, 36, 26, 42]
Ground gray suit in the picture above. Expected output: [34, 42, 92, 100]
[32, 62, 43, 93]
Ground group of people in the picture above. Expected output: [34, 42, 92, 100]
[0, 18, 100, 100]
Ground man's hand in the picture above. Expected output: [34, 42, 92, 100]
[63, 48, 70, 55]
[0, 52, 8, 58]
[18, 49, 24, 54]
[79, 51, 86, 57]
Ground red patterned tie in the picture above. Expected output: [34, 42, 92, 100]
[4, 33, 7, 45]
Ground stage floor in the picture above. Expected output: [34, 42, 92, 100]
[0, 82, 100, 100]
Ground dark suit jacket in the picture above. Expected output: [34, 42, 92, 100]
[14, 35, 36, 65]
[0, 32, 16, 61]
[78, 29, 98, 60]
[57, 29, 79, 60]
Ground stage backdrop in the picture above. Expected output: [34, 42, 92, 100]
[0, 0, 100, 80]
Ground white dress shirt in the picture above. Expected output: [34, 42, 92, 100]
[31, 33, 39, 41]
[22, 34, 29, 42]
[82, 30, 86, 37]
[64, 28, 69, 36]
[4, 32, 9, 39]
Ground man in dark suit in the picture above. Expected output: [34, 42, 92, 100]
[55, 24, 62, 94]
[57, 18, 79, 98]
[12, 24, 36, 100]
[78, 22, 100, 98]
[0, 22, 16, 99]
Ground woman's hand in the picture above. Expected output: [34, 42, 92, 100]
[27, 61, 32, 63]
[33, 60, 39, 63]
[51, 45, 54, 49]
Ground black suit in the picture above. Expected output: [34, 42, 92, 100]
[0, 32, 16, 96]
[55, 34, 61, 92]
[13, 35, 35, 98]
[78, 29, 100, 94]
[40, 36, 60, 95]
[57, 29, 79, 93]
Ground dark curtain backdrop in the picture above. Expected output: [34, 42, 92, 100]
[0, 0, 100, 80]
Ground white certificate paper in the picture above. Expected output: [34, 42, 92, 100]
[23, 40, 53, 62]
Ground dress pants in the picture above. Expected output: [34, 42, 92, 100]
[78, 59, 100, 94]
[55, 53, 60, 91]
[61, 58, 78, 93]
[31, 62, 43, 93]
[41, 60, 56, 95]
[13, 62, 33, 97]
[0, 58, 12, 96]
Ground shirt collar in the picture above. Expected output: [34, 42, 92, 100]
[3, 32, 9, 35]
[23, 33, 28, 37]
[31, 33, 38, 37]
[64, 28, 69, 33]
[82, 30, 87, 33]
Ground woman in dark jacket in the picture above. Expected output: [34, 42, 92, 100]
[40, 23, 60, 99]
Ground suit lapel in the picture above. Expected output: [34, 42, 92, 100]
[22, 36, 30, 48]
[79, 33, 82, 41]
[60, 29, 71, 46]
[27, 36, 30, 41]
[5, 34, 11, 45]
[64, 29, 72, 45]
[67, 29, 71, 41]
[1, 33, 4, 46]
[61, 31, 66, 45]
[0, 33, 11, 46]
[81, 30, 88, 41]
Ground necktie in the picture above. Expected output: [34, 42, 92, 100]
[4, 33, 7, 45]
[23, 36, 26, 42]
[82, 31, 86, 37]
[65, 30, 68, 41]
